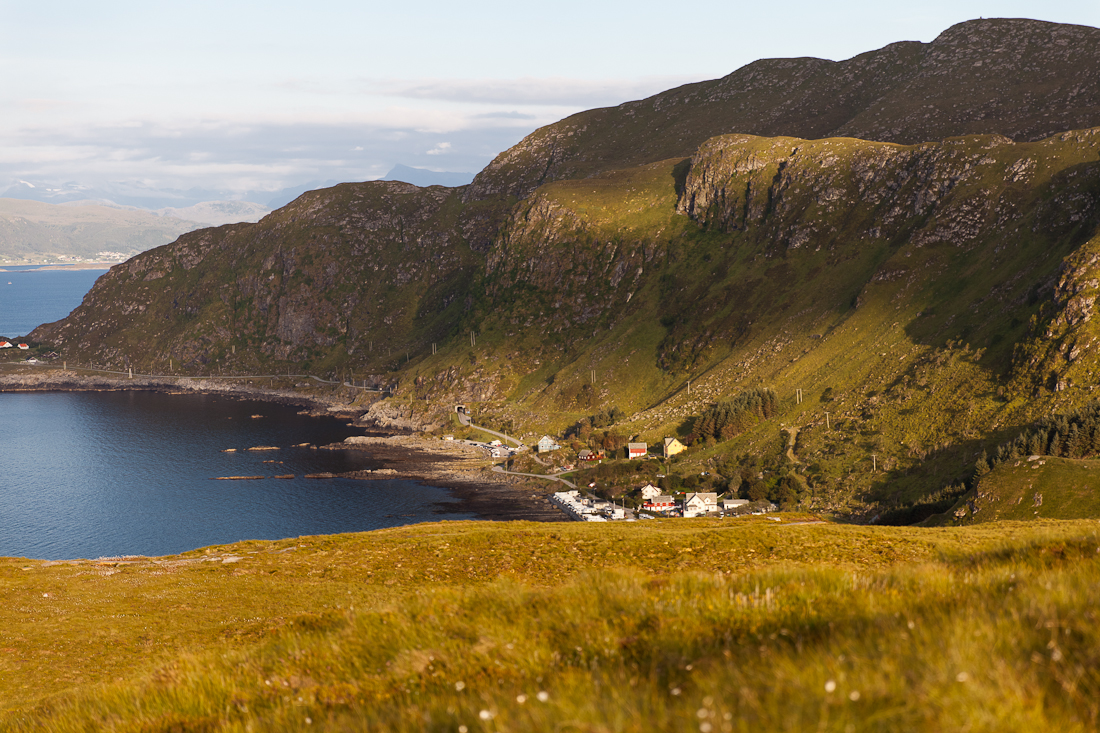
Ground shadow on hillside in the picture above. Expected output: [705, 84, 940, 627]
[862, 423, 1030, 525]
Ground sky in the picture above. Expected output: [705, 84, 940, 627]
[2, 0, 1098, 204]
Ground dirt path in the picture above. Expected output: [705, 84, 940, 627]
[786, 426, 801, 464]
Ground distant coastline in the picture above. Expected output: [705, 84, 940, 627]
[0, 261, 115, 271]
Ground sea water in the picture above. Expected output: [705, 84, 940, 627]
[0, 269, 476, 559]
[0, 265, 106, 337]
[0, 391, 473, 560]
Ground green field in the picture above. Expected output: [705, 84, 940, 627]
[3, 517, 1099, 731]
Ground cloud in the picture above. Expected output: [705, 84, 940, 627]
[0, 118, 536, 198]
[16, 98, 77, 113]
[472, 111, 537, 120]
[361, 75, 700, 107]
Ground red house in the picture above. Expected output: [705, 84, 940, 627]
[643, 495, 677, 513]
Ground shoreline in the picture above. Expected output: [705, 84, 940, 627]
[0, 262, 117, 271]
[0, 368, 566, 524]
[325, 435, 565, 522]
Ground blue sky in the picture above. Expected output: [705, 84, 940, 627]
[1, 0, 1097, 201]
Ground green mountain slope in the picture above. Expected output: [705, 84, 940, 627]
[27, 18, 1100, 519]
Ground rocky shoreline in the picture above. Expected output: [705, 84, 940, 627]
[324, 435, 565, 522]
[0, 368, 566, 523]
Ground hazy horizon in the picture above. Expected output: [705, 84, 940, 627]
[3, 1, 1097, 206]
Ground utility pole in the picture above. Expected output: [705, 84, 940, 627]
[872, 454, 877, 472]
[825, 412, 830, 429]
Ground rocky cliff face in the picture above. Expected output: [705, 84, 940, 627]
[32, 182, 484, 374]
[480, 130, 1100, 385]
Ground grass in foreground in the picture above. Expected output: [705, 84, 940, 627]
[2, 517, 1100, 731]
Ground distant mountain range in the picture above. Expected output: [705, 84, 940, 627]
[2, 166, 475, 215]
[381, 165, 475, 188]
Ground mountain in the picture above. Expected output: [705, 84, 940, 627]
[0, 199, 200, 264]
[469, 18, 1100, 200]
[382, 165, 476, 188]
[0, 178, 331, 219]
[154, 200, 272, 226]
[29, 18, 1100, 520]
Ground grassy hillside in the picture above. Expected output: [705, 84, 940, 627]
[3, 518, 1100, 731]
[945, 457, 1100, 524]
[427, 130, 1100, 514]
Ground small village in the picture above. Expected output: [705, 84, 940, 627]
[446, 412, 777, 523]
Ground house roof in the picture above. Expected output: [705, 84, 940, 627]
[664, 437, 683, 447]
[627, 442, 647, 450]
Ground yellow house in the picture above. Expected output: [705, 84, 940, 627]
[663, 437, 686, 458]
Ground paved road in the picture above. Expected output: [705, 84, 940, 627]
[491, 465, 576, 489]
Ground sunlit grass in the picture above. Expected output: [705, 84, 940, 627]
[2, 519, 1100, 730]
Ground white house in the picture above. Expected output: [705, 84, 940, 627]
[638, 483, 662, 501]
[537, 435, 561, 453]
[683, 492, 719, 517]
[627, 442, 648, 459]
[722, 498, 750, 511]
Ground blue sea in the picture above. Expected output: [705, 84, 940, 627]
[0, 391, 473, 560]
[0, 264, 106, 337]
[0, 266, 476, 560]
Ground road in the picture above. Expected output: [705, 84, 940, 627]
[491, 465, 577, 489]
